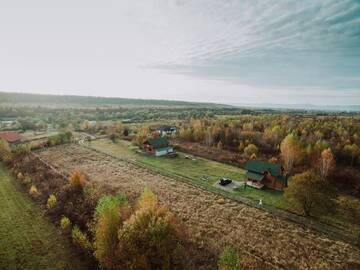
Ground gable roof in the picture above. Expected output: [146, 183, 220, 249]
[144, 137, 169, 149]
[0, 132, 21, 143]
[245, 160, 282, 177]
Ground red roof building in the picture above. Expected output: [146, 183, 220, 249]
[0, 132, 22, 144]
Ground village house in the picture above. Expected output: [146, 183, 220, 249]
[0, 131, 22, 144]
[245, 160, 288, 190]
[152, 125, 177, 137]
[143, 137, 175, 157]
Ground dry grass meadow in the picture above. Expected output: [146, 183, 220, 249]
[36, 144, 360, 270]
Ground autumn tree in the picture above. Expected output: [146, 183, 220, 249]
[117, 188, 186, 270]
[318, 148, 335, 179]
[280, 134, 302, 173]
[343, 144, 359, 167]
[243, 144, 258, 158]
[94, 193, 129, 269]
[284, 171, 336, 216]
[69, 170, 87, 190]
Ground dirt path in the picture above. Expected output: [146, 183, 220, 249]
[37, 145, 360, 270]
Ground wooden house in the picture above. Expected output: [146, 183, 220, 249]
[143, 137, 174, 157]
[152, 125, 177, 137]
[245, 160, 287, 190]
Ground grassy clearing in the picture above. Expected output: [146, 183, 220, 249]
[89, 139, 359, 235]
[90, 139, 289, 208]
[22, 130, 59, 141]
[91, 139, 246, 184]
[0, 164, 88, 270]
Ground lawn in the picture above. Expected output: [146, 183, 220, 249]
[90, 139, 246, 184]
[89, 139, 358, 236]
[0, 164, 88, 270]
[90, 139, 290, 208]
[21, 130, 59, 141]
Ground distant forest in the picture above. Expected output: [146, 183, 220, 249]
[0, 92, 224, 108]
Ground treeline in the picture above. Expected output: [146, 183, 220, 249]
[177, 116, 360, 194]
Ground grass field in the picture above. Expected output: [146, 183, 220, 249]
[21, 130, 59, 141]
[90, 139, 290, 208]
[88, 139, 360, 235]
[0, 164, 88, 270]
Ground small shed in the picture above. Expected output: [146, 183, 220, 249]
[143, 137, 174, 157]
[245, 160, 287, 190]
[0, 131, 22, 144]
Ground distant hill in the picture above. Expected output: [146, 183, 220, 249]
[0, 92, 228, 108]
[231, 103, 360, 112]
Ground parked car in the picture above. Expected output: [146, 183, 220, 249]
[219, 177, 232, 186]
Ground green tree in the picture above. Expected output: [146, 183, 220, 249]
[94, 193, 128, 269]
[285, 171, 336, 216]
[218, 246, 241, 270]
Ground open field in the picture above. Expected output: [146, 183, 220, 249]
[88, 139, 359, 234]
[36, 144, 360, 270]
[90, 140, 285, 207]
[90, 139, 246, 184]
[21, 130, 59, 141]
[0, 164, 88, 270]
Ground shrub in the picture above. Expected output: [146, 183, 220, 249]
[72, 225, 92, 251]
[69, 170, 87, 190]
[29, 185, 40, 197]
[338, 196, 360, 225]
[94, 193, 129, 269]
[117, 188, 185, 270]
[218, 246, 241, 270]
[17, 172, 24, 180]
[0, 139, 13, 163]
[47, 194, 57, 209]
[60, 216, 71, 232]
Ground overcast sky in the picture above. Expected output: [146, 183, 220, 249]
[0, 0, 359, 105]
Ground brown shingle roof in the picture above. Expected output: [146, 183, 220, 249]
[0, 132, 22, 143]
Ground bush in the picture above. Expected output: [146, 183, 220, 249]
[94, 193, 129, 269]
[17, 172, 24, 180]
[60, 216, 71, 232]
[71, 225, 92, 251]
[0, 139, 13, 163]
[218, 246, 241, 270]
[338, 196, 360, 225]
[47, 194, 57, 209]
[69, 170, 87, 190]
[117, 188, 185, 270]
[29, 185, 40, 197]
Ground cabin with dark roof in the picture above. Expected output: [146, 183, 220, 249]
[152, 125, 177, 137]
[245, 160, 288, 190]
[143, 137, 175, 156]
[0, 131, 22, 144]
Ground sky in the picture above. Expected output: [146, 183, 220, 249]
[0, 0, 359, 106]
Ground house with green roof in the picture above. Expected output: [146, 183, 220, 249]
[245, 160, 288, 190]
[143, 137, 175, 157]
